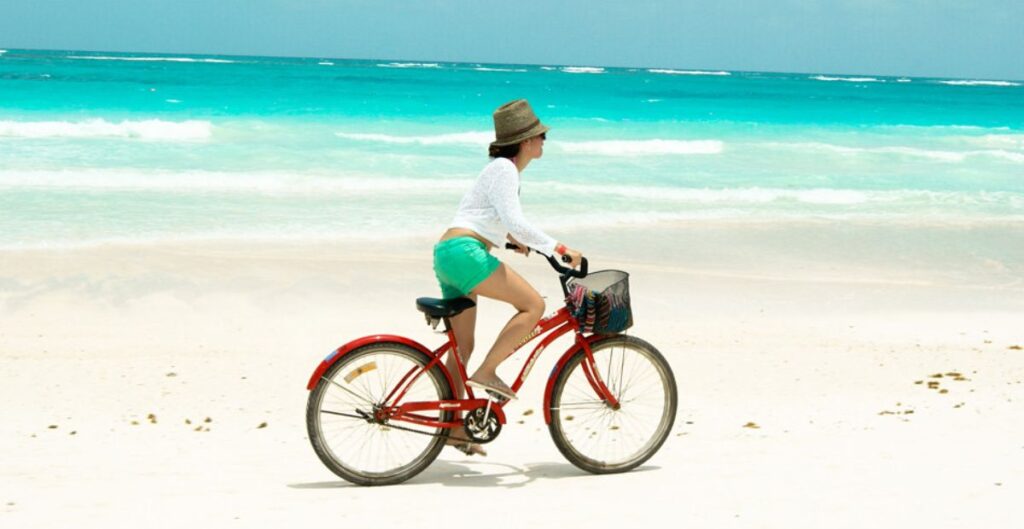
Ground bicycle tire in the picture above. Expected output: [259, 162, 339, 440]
[306, 342, 453, 486]
[548, 335, 677, 474]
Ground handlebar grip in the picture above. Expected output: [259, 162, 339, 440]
[546, 254, 588, 278]
[508, 244, 587, 278]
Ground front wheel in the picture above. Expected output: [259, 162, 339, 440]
[306, 342, 453, 486]
[548, 335, 677, 474]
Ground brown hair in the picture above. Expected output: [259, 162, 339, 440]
[488, 142, 520, 159]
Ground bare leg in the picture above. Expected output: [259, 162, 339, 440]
[444, 294, 486, 456]
[469, 263, 545, 389]
[445, 293, 477, 401]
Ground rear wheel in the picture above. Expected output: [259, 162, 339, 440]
[548, 335, 677, 473]
[306, 342, 452, 486]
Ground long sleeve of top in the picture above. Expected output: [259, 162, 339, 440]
[449, 157, 559, 256]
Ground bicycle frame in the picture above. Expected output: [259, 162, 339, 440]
[396, 304, 624, 429]
[307, 305, 621, 429]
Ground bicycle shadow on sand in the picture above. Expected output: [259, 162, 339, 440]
[290, 459, 660, 489]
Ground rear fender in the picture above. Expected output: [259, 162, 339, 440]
[305, 334, 453, 391]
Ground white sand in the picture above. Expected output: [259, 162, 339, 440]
[2, 227, 1023, 528]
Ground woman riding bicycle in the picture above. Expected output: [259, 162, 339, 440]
[434, 99, 583, 455]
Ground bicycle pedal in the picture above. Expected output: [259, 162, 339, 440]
[484, 390, 510, 403]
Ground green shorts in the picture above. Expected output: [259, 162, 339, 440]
[433, 236, 500, 299]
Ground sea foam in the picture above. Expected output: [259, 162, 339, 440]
[539, 183, 869, 205]
[335, 131, 492, 146]
[768, 142, 1024, 163]
[966, 134, 1024, 151]
[14, 169, 1009, 213]
[377, 62, 441, 69]
[556, 139, 724, 156]
[0, 119, 212, 140]
[938, 80, 1021, 87]
[811, 75, 884, 82]
[334, 132, 727, 156]
[811, 75, 882, 83]
[761, 140, 1024, 162]
[69, 56, 236, 64]
[537, 184, 1024, 212]
[561, 66, 605, 74]
[648, 69, 730, 76]
[0, 169, 467, 195]
[474, 67, 528, 73]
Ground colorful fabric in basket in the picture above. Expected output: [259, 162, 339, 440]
[568, 273, 633, 334]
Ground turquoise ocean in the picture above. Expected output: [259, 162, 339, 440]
[1, 48, 1022, 250]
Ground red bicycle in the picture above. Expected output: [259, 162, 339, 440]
[305, 253, 677, 486]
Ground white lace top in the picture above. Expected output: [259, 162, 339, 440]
[449, 157, 558, 256]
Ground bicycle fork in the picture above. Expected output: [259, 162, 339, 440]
[576, 335, 622, 410]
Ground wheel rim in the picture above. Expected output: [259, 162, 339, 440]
[553, 340, 673, 469]
[313, 348, 445, 477]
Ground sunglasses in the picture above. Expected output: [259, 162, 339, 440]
[537, 133, 547, 140]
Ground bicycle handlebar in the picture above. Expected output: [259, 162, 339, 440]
[505, 243, 588, 278]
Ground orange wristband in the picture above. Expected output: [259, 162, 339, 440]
[555, 243, 567, 255]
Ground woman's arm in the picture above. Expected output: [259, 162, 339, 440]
[487, 162, 558, 256]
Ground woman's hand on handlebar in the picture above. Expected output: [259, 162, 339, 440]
[562, 248, 583, 269]
[501, 241, 528, 255]
[506, 236, 531, 256]
[507, 242, 583, 271]
[544, 249, 588, 278]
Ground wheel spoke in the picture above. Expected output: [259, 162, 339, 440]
[320, 409, 369, 420]
[552, 402, 612, 410]
[324, 375, 375, 405]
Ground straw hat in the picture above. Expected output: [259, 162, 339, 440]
[490, 99, 550, 147]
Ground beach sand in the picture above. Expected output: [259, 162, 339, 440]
[2, 221, 1023, 528]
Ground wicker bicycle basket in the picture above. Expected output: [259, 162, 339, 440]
[566, 270, 633, 334]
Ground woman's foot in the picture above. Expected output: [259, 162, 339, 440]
[466, 375, 517, 401]
[449, 442, 487, 457]
[446, 425, 487, 456]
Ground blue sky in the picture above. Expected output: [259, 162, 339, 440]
[2, 0, 1021, 80]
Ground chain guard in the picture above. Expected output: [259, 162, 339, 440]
[463, 405, 502, 444]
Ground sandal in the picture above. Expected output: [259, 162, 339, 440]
[467, 378, 518, 401]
